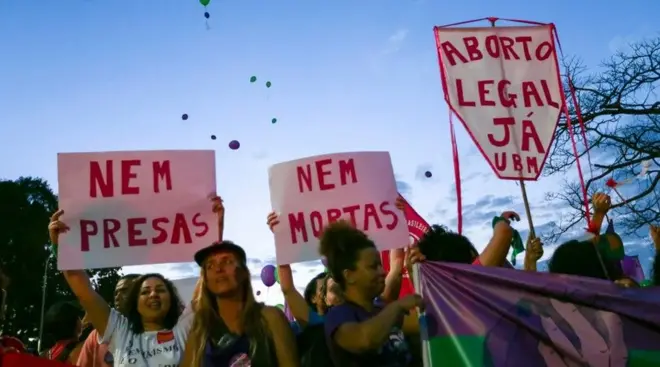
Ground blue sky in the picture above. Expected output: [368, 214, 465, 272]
[1, 1, 658, 305]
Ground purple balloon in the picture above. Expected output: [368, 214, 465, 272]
[261, 264, 276, 287]
[229, 140, 240, 150]
[321, 256, 328, 267]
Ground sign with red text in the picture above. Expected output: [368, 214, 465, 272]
[381, 194, 430, 298]
[435, 25, 563, 180]
[57, 150, 217, 270]
[268, 151, 408, 264]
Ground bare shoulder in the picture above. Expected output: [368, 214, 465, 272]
[260, 305, 287, 321]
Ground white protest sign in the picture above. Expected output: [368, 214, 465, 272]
[435, 25, 563, 180]
[57, 150, 217, 270]
[268, 151, 408, 265]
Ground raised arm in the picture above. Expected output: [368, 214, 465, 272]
[267, 212, 312, 324]
[523, 237, 544, 272]
[589, 193, 611, 235]
[380, 248, 403, 303]
[211, 195, 224, 242]
[49, 210, 111, 336]
[478, 211, 518, 267]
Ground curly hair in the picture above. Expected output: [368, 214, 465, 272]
[121, 273, 184, 334]
[318, 220, 376, 289]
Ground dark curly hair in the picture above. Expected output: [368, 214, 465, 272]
[548, 240, 622, 280]
[417, 225, 478, 263]
[318, 221, 376, 289]
[303, 272, 327, 309]
[121, 273, 184, 334]
[43, 301, 83, 344]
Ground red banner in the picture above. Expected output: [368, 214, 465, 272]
[1, 353, 75, 367]
[381, 195, 430, 297]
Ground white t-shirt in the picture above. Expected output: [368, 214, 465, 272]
[102, 307, 194, 367]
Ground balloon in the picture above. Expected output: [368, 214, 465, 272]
[261, 265, 276, 287]
[271, 118, 277, 124]
[275, 304, 285, 310]
[250, 76, 257, 83]
[199, 0, 210, 6]
[204, 12, 210, 19]
[266, 81, 272, 88]
[256, 290, 261, 296]
[425, 171, 432, 178]
[229, 140, 240, 150]
[181, 113, 188, 121]
[321, 256, 328, 267]
[274, 268, 280, 284]
[211, 135, 216, 140]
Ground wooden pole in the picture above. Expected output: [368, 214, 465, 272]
[488, 18, 536, 240]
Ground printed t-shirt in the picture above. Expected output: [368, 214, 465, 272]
[102, 308, 194, 367]
[324, 302, 410, 367]
[77, 330, 113, 367]
[203, 335, 255, 367]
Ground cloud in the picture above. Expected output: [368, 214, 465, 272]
[608, 26, 656, 53]
[395, 176, 413, 196]
[382, 29, 409, 55]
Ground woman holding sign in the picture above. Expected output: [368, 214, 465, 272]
[47, 196, 225, 367]
[320, 221, 422, 367]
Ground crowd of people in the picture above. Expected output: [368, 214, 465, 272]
[0, 193, 659, 366]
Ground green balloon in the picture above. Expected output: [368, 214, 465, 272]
[271, 118, 277, 124]
[275, 303, 284, 310]
[250, 76, 257, 83]
[200, 0, 210, 6]
[266, 81, 272, 88]
[274, 268, 280, 284]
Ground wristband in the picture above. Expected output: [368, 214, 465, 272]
[492, 216, 524, 266]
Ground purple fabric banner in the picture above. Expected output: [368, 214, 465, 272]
[621, 255, 645, 283]
[419, 262, 660, 366]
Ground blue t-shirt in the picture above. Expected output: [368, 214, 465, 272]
[324, 302, 410, 367]
[290, 309, 326, 335]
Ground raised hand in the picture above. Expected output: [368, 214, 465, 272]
[267, 212, 280, 232]
[592, 193, 612, 214]
[525, 237, 544, 262]
[48, 209, 70, 245]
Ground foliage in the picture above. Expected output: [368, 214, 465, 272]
[544, 36, 660, 241]
[0, 177, 121, 346]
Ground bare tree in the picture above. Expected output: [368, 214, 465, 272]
[544, 36, 660, 242]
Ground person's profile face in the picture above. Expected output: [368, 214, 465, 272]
[324, 278, 342, 307]
[114, 279, 134, 308]
[353, 247, 386, 298]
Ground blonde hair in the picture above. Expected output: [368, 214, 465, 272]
[186, 262, 272, 366]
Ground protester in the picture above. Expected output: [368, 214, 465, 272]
[0, 265, 26, 357]
[41, 301, 85, 363]
[405, 210, 519, 273]
[77, 274, 140, 367]
[49, 210, 190, 367]
[182, 241, 299, 367]
[319, 220, 422, 367]
[267, 196, 406, 328]
[547, 193, 626, 281]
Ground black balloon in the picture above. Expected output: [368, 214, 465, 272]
[204, 12, 210, 19]
[182, 114, 188, 120]
[425, 171, 432, 178]
[211, 135, 216, 140]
